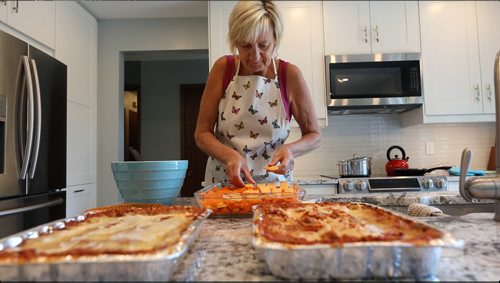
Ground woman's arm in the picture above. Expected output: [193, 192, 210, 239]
[269, 62, 321, 173]
[194, 56, 255, 186]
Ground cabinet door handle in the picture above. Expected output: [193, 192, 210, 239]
[362, 26, 368, 43]
[474, 84, 481, 101]
[12, 0, 19, 13]
[374, 25, 380, 43]
[74, 189, 85, 193]
[486, 84, 493, 101]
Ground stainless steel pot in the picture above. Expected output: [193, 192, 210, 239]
[337, 154, 372, 177]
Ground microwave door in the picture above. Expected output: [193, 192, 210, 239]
[0, 30, 29, 199]
[330, 63, 404, 99]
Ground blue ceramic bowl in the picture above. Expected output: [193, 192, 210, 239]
[111, 160, 188, 204]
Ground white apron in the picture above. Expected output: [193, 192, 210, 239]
[204, 58, 291, 185]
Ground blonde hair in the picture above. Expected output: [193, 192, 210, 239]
[227, 1, 283, 55]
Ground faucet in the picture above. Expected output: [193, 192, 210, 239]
[459, 50, 500, 221]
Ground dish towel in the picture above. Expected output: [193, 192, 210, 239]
[407, 203, 444, 217]
[448, 166, 485, 176]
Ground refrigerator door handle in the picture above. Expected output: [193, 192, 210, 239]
[20, 56, 34, 183]
[28, 59, 41, 179]
[0, 198, 63, 218]
[15, 56, 35, 185]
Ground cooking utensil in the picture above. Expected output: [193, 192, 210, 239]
[385, 145, 410, 176]
[393, 166, 452, 176]
[337, 154, 371, 177]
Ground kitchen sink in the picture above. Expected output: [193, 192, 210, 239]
[382, 202, 495, 216]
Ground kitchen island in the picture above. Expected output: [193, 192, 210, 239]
[171, 196, 499, 281]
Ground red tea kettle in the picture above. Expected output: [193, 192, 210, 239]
[385, 145, 409, 176]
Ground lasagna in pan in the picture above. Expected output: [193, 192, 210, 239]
[0, 204, 206, 263]
[254, 202, 444, 246]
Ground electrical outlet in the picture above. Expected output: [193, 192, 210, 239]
[426, 142, 435, 155]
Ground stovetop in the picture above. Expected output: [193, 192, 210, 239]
[335, 175, 449, 194]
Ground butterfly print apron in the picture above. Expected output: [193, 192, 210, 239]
[204, 58, 291, 185]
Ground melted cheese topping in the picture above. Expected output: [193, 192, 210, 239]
[0, 205, 204, 263]
[255, 203, 443, 246]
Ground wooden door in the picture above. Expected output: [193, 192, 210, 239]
[180, 84, 208, 197]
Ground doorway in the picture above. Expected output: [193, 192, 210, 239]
[122, 50, 209, 196]
[124, 85, 141, 161]
[180, 84, 208, 196]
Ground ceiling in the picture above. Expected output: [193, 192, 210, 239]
[77, 1, 208, 20]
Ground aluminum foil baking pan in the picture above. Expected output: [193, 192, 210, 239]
[0, 208, 211, 281]
[252, 202, 463, 280]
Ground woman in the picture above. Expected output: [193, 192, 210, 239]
[195, 0, 321, 187]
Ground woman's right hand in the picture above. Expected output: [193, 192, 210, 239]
[224, 151, 255, 187]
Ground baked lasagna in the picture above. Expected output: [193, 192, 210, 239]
[253, 202, 444, 246]
[0, 204, 206, 263]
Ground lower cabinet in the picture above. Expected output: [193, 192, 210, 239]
[66, 183, 96, 217]
[298, 184, 337, 196]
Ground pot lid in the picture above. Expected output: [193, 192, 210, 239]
[349, 154, 371, 161]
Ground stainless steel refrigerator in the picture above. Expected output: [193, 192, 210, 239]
[0, 30, 66, 238]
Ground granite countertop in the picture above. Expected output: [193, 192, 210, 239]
[294, 175, 338, 185]
[171, 197, 499, 281]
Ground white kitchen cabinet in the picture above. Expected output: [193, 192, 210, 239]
[403, 1, 498, 125]
[55, 1, 97, 214]
[208, 1, 327, 127]
[323, 1, 420, 55]
[67, 102, 95, 186]
[476, 1, 500, 114]
[208, 1, 234, 67]
[0, 1, 7, 23]
[66, 183, 97, 217]
[299, 184, 337, 196]
[2, 0, 55, 49]
[56, 1, 97, 107]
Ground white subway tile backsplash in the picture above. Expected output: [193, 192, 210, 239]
[291, 115, 495, 177]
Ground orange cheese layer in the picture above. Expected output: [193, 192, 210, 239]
[254, 202, 444, 246]
[199, 182, 300, 214]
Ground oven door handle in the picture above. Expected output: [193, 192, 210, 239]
[0, 198, 63, 218]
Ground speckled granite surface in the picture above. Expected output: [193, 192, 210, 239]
[294, 175, 338, 185]
[314, 191, 494, 206]
[171, 197, 499, 281]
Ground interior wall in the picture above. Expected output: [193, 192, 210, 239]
[140, 59, 209, 160]
[97, 18, 496, 206]
[97, 18, 208, 206]
[291, 115, 496, 177]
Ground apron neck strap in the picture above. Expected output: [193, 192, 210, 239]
[235, 57, 278, 79]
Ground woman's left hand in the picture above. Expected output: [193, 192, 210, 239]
[267, 146, 294, 175]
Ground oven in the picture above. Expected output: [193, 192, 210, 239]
[337, 175, 448, 194]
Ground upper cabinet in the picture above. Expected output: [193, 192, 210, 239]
[209, 1, 327, 126]
[405, 1, 499, 124]
[56, 1, 97, 107]
[323, 1, 420, 55]
[0, 1, 7, 23]
[1, 1, 55, 49]
[476, 1, 500, 115]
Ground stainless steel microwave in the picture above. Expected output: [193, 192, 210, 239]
[326, 53, 423, 115]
